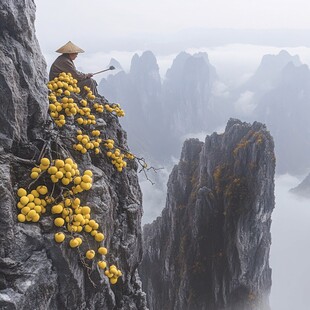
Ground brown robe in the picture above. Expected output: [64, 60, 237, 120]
[49, 54, 98, 95]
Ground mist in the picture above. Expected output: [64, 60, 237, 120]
[270, 174, 310, 310]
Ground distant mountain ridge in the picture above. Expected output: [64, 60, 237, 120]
[100, 49, 310, 175]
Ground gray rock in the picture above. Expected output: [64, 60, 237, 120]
[0, 1, 147, 309]
[140, 118, 275, 310]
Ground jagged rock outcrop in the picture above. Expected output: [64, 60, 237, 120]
[140, 119, 275, 310]
[290, 173, 310, 197]
[0, 1, 147, 309]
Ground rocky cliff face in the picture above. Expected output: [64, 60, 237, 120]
[140, 119, 275, 310]
[0, 1, 147, 309]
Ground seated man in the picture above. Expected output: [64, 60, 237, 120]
[49, 41, 98, 96]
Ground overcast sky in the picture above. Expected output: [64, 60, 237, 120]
[35, 0, 310, 51]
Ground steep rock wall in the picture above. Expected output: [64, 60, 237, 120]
[140, 119, 275, 310]
[0, 1, 147, 309]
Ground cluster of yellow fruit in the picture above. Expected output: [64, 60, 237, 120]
[93, 103, 104, 113]
[104, 103, 125, 117]
[104, 265, 122, 284]
[51, 194, 121, 285]
[48, 72, 81, 95]
[73, 129, 102, 155]
[76, 106, 96, 125]
[51, 197, 103, 240]
[16, 185, 48, 223]
[48, 73, 81, 127]
[84, 86, 96, 100]
[103, 139, 134, 172]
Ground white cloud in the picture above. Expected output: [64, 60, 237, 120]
[234, 91, 256, 116]
[270, 174, 310, 310]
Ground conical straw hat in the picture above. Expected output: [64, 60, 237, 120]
[56, 41, 85, 53]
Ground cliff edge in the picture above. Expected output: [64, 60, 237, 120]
[0, 1, 147, 309]
[140, 119, 275, 310]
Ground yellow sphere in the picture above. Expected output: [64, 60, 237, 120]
[55, 159, 65, 168]
[86, 250, 95, 259]
[51, 204, 63, 214]
[80, 182, 91, 191]
[21, 206, 30, 215]
[95, 233, 104, 242]
[54, 217, 65, 227]
[88, 220, 96, 227]
[81, 206, 91, 215]
[17, 188, 27, 197]
[76, 237, 83, 245]
[28, 210, 37, 218]
[20, 196, 29, 206]
[69, 239, 79, 248]
[32, 213, 40, 222]
[17, 213, 26, 222]
[30, 172, 39, 179]
[110, 278, 118, 285]
[40, 158, 50, 166]
[98, 261, 107, 269]
[82, 174, 92, 183]
[37, 185, 48, 195]
[84, 170, 93, 177]
[55, 171, 64, 179]
[98, 247, 108, 255]
[54, 232, 65, 243]
[48, 166, 58, 175]
[84, 225, 92, 233]
[34, 205, 42, 213]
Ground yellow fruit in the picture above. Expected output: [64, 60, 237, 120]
[32, 214, 40, 222]
[55, 159, 65, 168]
[76, 237, 83, 245]
[17, 213, 26, 222]
[69, 239, 79, 248]
[31, 190, 40, 198]
[95, 233, 104, 242]
[105, 270, 114, 278]
[98, 261, 107, 269]
[34, 198, 41, 205]
[81, 206, 90, 215]
[88, 220, 96, 227]
[51, 204, 63, 214]
[73, 176, 81, 185]
[17, 202, 24, 209]
[30, 172, 39, 179]
[48, 166, 58, 175]
[55, 171, 63, 179]
[54, 217, 65, 227]
[28, 210, 37, 218]
[80, 182, 91, 190]
[91, 230, 98, 236]
[34, 205, 42, 213]
[40, 158, 50, 166]
[54, 232, 65, 243]
[51, 175, 58, 183]
[86, 250, 95, 259]
[37, 185, 48, 195]
[84, 225, 92, 233]
[98, 247, 108, 255]
[20, 196, 29, 206]
[17, 188, 27, 197]
[62, 178, 70, 185]
[110, 278, 118, 285]
[74, 214, 82, 222]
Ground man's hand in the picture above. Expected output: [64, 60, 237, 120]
[86, 73, 93, 78]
